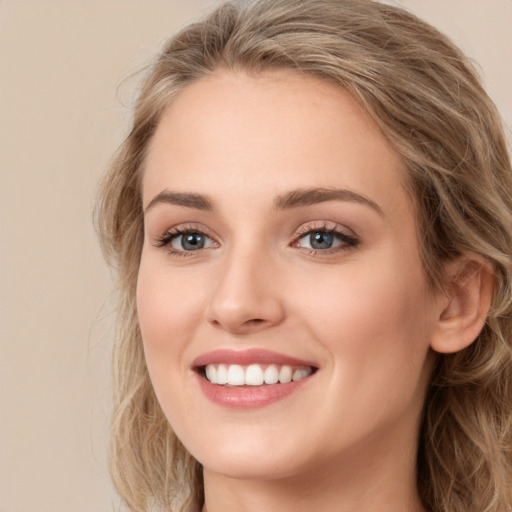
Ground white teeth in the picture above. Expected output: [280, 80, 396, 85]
[278, 365, 293, 384]
[205, 365, 218, 384]
[292, 368, 312, 381]
[245, 364, 264, 386]
[264, 365, 279, 384]
[217, 364, 228, 385]
[203, 363, 313, 386]
[227, 364, 245, 386]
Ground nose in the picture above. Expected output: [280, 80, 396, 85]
[206, 246, 285, 335]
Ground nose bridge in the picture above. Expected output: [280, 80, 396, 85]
[206, 237, 284, 333]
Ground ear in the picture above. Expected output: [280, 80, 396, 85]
[430, 255, 495, 354]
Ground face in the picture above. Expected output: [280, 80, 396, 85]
[137, 70, 440, 482]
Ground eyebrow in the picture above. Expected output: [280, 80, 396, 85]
[144, 190, 215, 213]
[273, 187, 384, 215]
[144, 187, 384, 216]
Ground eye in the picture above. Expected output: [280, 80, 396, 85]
[302, 231, 339, 250]
[154, 226, 218, 255]
[293, 223, 359, 254]
[171, 232, 211, 251]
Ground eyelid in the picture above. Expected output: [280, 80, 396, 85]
[151, 220, 359, 257]
[293, 220, 357, 239]
[290, 220, 360, 254]
[153, 223, 220, 254]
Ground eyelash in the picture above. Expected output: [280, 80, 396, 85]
[292, 222, 360, 256]
[154, 224, 216, 258]
[154, 222, 359, 257]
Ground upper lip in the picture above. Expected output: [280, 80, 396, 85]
[192, 348, 318, 368]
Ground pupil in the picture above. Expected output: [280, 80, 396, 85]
[182, 233, 204, 250]
[310, 231, 333, 249]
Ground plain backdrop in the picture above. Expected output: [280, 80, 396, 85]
[0, 1, 510, 511]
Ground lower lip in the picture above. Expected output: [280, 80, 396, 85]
[196, 372, 312, 409]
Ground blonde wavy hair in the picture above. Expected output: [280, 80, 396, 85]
[95, 1, 512, 511]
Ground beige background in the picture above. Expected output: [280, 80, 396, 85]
[1, 1, 510, 511]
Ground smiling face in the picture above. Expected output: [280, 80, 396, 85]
[137, 70, 441, 485]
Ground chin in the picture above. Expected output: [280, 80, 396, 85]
[201, 455, 304, 482]
[191, 435, 311, 482]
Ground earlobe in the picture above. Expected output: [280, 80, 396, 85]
[430, 255, 495, 354]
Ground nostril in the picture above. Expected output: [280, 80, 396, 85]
[209, 318, 264, 329]
[243, 318, 266, 328]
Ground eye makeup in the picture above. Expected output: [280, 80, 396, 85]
[291, 221, 360, 256]
[152, 219, 360, 259]
[153, 223, 219, 257]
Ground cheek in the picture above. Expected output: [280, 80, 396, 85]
[291, 258, 434, 386]
[135, 257, 213, 438]
[136, 257, 205, 376]
[294, 262, 434, 444]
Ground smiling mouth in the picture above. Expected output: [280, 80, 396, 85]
[198, 363, 316, 386]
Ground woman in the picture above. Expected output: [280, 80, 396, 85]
[95, 0, 512, 511]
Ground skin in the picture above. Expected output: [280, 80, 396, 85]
[137, 69, 448, 512]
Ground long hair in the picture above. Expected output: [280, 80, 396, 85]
[95, 1, 512, 511]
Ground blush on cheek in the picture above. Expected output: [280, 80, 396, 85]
[317, 266, 430, 361]
[137, 262, 194, 332]
[136, 265, 210, 387]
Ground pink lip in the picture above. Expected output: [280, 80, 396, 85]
[195, 373, 313, 409]
[192, 348, 316, 368]
[192, 349, 317, 409]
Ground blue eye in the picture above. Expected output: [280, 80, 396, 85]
[172, 232, 207, 251]
[154, 227, 218, 255]
[309, 231, 335, 250]
[296, 227, 358, 253]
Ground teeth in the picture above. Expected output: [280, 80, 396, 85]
[205, 365, 218, 384]
[217, 364, 228, 385]
[203, 363, 313, 386]
[292, 368, 311, 381]
[278, 365, 293, 384]
[264, 365, 279, 384]
[227, 364, 245, 386]
[245, 364, 264, 386]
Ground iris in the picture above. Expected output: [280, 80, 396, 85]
[310, 231, 334, 250]
[181, 233, 205, 250]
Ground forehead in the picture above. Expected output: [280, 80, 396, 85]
[142, 69, 409, 219]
